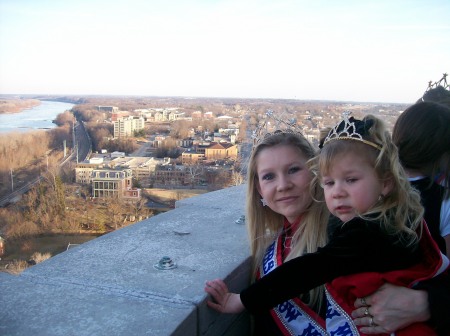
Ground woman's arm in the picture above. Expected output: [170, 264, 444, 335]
[352, 272, 450, 335]
[415, 272, 450, 335]
[352, 283, 430, 334]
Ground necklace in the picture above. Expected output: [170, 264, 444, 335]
[281, 216, 303, 259]
[282, 229, 293, 259]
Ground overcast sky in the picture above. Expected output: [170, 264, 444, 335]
[0, 0, 449, 103]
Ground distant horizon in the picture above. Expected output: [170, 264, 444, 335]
[1, 0, 449, 105]
[0, 92, 411, 106]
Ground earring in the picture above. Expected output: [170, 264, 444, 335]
[260, 198, 267, 206]
[378, 194, 385, 202]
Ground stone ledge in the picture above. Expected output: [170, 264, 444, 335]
[0, 185, 251, 336]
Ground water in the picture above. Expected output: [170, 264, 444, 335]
[0, 100, 75, 133]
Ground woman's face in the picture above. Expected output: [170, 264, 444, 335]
[256, 144, 313, 223]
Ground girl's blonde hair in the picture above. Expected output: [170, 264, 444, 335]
[311, 115, 424, 245]
[246, 131, 329, 310]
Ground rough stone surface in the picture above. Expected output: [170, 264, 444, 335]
[0, 185, 251, 336]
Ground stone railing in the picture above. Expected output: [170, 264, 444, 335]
[0, 184, 252, 336]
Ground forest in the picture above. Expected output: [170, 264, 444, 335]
[0, 98, 40, 113]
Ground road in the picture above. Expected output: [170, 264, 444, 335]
[73, 121, 92, 163]
[129, 141, 153, 157]
[0, 179, 43, 207]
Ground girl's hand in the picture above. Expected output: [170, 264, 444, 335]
[204, 279, 245, 314]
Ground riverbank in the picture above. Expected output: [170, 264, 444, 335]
[0, 232, 104, 274]
[0, 100, 75, 133]
[0, 186, 210, 274]
[0, 98, 41, 114]
[145, 188, 208, 203]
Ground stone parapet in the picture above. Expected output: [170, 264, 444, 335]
[0, 185, 251, 336]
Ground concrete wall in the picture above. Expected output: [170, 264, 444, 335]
[0, 184, 252, 336]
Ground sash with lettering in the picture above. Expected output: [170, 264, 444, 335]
[325, 221, 449, 336]
[258, 232, 327, 335]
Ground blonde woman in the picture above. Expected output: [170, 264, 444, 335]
[244, 130, 329, 334]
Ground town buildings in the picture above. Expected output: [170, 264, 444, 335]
[91, 168, 140, 200]
[75, 158, 142, 201]
[81, 100, 405, 201]
[113, 116, 145, 138]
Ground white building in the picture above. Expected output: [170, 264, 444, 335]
[113, 116, 145, 138]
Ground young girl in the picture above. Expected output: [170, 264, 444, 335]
[205, 114, 448, 335]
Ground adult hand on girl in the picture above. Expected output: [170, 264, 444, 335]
[205, 279, 245, 314]
[352, 283, 430, 334]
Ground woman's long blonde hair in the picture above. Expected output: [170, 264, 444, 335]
[311, 115, 424, 245]
[246, 131, 329, 309]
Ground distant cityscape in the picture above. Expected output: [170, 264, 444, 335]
[0, 96, 412, 274]
[72, 99, 408, 202]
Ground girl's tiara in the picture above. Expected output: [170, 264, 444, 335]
[251, 110, 304, 146]
[321, 112, 382, 151]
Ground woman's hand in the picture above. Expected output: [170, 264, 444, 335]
[204, 279, 245, 314]
[352, 283, 430, 334]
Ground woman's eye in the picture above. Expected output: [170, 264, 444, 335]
[261, 173, 274, 181]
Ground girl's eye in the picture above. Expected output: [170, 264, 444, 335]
[261, 173, 274, 181]
[346, 178, 357, 183]
[288, 166, 301, 174]
[321, 180, 334, 188]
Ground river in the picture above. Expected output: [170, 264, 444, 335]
[0, 100, 75, 133]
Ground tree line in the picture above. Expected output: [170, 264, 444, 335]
[0, 127, 72, 197]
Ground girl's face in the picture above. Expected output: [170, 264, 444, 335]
[256, 144, 313, 223]
[321, 151, 392, 222]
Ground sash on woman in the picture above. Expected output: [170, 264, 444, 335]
[259, 235, 327, 335]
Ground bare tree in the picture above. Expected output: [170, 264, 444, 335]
[184, 164, 204, 188]
[4, 259, 28, 275]
[205, 168, 232, 191]
[30, 252, 52, 263]
[170, 120, 192, 139]
[0, 131, 50, 172]
[4, 217, 40, 240]
[53, 111, 74, 126]
[128, 197, 151, 220]
[106, 195, 124, 230]
[23, 187, 39, 221]
[231, 168, 244, 186]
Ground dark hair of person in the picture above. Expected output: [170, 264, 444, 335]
[392, 101, 450, 191]
[418, 86, 450, 107]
